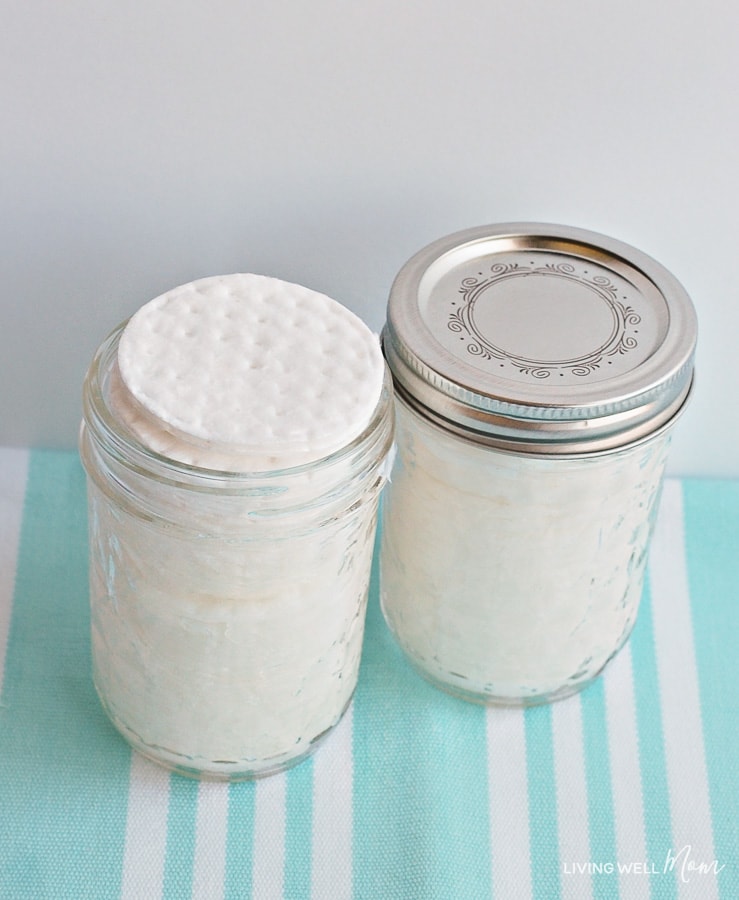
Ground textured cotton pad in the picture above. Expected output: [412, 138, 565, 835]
[116, 274, 385, 470]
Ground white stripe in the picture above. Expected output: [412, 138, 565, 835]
[649, 479, 719, 899]
[311, 704, 354, 900]
[552, 695, 593, 900]
[603, 644, 649, 898]
[0, 447, 29, 698]
[487, 708, 532, 900]
[251, 770, 287, 900]
[120, 753, 171, 900]
[191, 780, 230, 900]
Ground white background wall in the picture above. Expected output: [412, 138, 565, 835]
[2, 0, 736, 476]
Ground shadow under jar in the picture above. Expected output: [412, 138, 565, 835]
[379, 223, 697, 706]
[80, 275, 394, 779]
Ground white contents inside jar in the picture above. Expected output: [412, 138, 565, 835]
[381, 399, 672, 702]
[81, 274, 390, 778]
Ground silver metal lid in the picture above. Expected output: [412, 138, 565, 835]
[384, 223, 697, 454]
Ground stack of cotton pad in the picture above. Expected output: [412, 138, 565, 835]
[109, 274, 385, 470]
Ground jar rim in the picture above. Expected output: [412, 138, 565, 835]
[392, 366, 693, 459]
[82, 322, 395, 490]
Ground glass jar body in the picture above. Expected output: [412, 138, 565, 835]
[380, 398, 673, 705]
[80, 328, 393, 779]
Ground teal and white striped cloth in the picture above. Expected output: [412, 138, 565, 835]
[0, 448, 736, 899]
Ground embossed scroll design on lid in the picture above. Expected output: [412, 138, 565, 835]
[447, 261, 642, 379]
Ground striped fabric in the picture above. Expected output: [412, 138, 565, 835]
[0, 447, 736, 900]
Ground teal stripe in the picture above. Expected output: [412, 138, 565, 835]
[161, 775, 199, 899]
[0, 450, 131, 900]
[224, 781, 256, 899]
[580, 678, 618, 900]
[525, 705, 561, 900]
[352, 544, 492, 900]
[682, 479, 739, 899]
[284, 757, 314, 899]
[630, 573, 677, 898]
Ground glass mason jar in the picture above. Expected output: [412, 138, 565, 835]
[380, 223, 697, 706]
[80, 324, 394, 779]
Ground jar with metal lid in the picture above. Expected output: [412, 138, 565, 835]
[380, 223, 697, 705]
[79, 275, 394, 779]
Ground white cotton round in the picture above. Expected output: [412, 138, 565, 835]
[116, 273, 385, 470]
